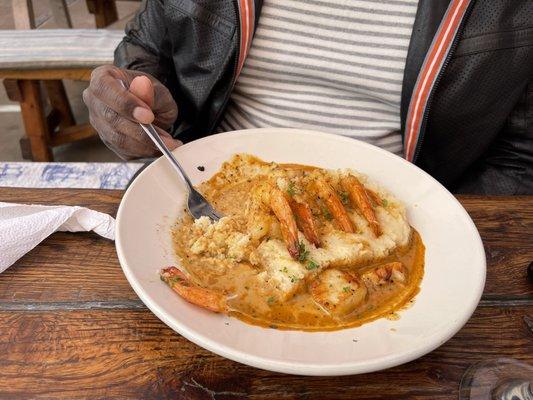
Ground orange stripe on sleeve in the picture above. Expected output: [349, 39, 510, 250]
[404, 0, 471, 161]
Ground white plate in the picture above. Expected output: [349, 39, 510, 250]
[116, 128, 486, 376]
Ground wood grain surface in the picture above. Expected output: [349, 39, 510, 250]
[459, 196, 533, 298]
[0, 68, 93, 81]
[0, 188, 531, 399]
[0, 306, 530, 399]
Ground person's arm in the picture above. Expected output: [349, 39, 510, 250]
[114, 0, 176, 88]
[454, 84, 533, 195]
[84, 1, 180, 160]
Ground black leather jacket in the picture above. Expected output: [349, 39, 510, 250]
[115, 0, 533, 194]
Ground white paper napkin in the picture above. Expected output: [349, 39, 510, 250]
[0, 202, 115, 272]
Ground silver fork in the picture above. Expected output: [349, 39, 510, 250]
[119, 80, 222, 222]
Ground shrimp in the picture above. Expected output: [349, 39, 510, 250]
[160, 267, 227, 313]
[314, 178, 355, 233]
[341, 175, 381, 237]
[309, 268, 367, 316]
[269, 187, 300, 259]
[289, 198, 321, 247]
[365, 188, 382, 207]
[361, 262, 406, 288]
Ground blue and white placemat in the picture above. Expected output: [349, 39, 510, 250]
[0, 162, 145, 189]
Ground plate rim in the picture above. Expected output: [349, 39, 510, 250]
[115, 128, 486, 376]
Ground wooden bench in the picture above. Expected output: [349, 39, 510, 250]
[0, 29, 123, 161]
[12, 0, 141, 30]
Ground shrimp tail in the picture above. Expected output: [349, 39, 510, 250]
[315, 178, 355, 233]
[289, 198, 321, 247]
[160, 267, 227, 313]
[365, 188, 382, 207]
[270, 187, 301, 259]
[341, 175, 381, 237]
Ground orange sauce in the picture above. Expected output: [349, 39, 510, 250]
[228, 230, 424, 331]
[172, 157, 425, 331]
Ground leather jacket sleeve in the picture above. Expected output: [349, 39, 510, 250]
[113, 1, 176, 88]
[454, 84, 533, 195]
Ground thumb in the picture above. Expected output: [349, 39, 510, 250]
[130, 76, 155, 124]
[130, 75, 154, 107]
[155, 125, 182, 151]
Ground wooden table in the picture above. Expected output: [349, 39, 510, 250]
[0, 188, 531, 399]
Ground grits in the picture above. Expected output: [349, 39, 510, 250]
[164, 154, 424, 331]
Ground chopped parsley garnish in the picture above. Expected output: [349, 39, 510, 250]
[306, 260, 319, 270]
[267, 296, 275, 304]
[298, 242, 309, 262]
[287, 182, 296, 196]
[340, 192, 349, 205]
[342, 286, 351, 293]
[322, 206, 333, 221]
[281, 266, 289, 273]
[289, 275, 299, 283]
[382, 199, 389, 207]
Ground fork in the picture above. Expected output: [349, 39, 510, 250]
[119, 80, 222, 222]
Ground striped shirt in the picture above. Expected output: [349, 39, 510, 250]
[218, 0, 419, 155]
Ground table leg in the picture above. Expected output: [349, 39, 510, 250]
[44, 80, 75, 129]
[11, 0, 35, 29]
[4, 79, 53, 162]
[48, 0, 72, 28]
[86, 0, 118, 28]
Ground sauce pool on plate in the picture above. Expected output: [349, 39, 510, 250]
[165, 154, 425, 331]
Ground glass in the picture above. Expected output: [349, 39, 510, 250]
[459, 358, 533, 400]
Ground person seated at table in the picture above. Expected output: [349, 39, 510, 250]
[83, 0, 532, 195]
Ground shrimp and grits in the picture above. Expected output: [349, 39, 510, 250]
[160, 154, 425, 331]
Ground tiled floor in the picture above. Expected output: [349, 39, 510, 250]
[0, 0, 141, 162]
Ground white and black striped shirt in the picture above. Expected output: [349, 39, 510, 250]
[218, 0, 419, 155]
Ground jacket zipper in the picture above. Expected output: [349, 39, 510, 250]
[412, 1, 475, 163]
[208, 0, 241, 134]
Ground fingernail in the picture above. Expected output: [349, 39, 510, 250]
[132, 107, 154, 123]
